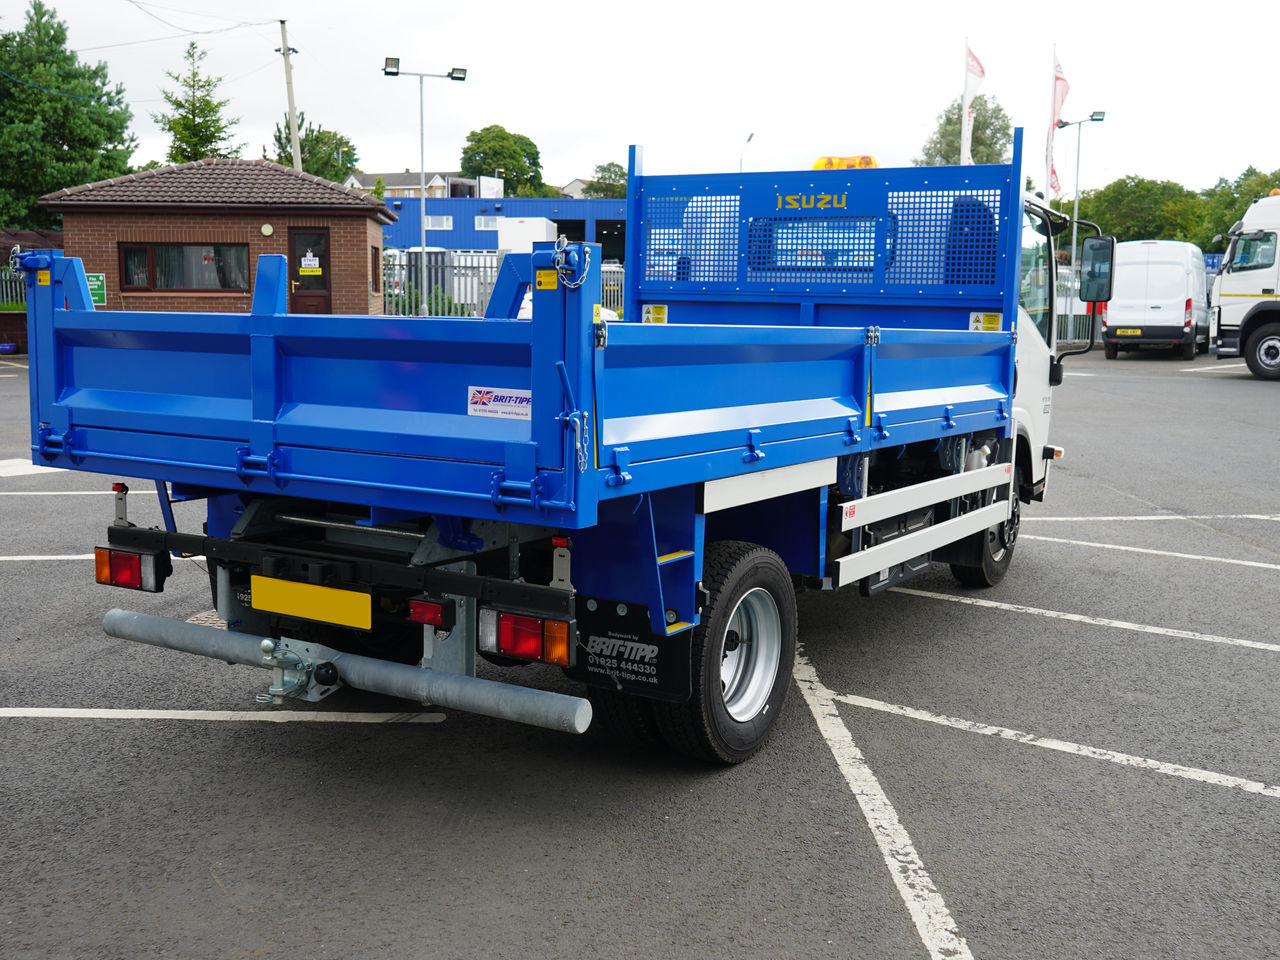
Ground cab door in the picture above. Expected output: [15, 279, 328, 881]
[1218, 230, 1278, 337]
[1013, 205, 1055, 491]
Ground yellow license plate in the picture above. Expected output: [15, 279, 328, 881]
[250, 575, 372, 630]
[1114, 328, 1142, 335]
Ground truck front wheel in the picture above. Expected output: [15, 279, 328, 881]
[653, 541, 796, 764]
[1244, 322, 1280, 379]
[950, 470, 1021, 588]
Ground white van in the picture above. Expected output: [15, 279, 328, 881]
[1102, 240, 1209, 360]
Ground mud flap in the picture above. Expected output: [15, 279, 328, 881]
[564, 599, 691, 702]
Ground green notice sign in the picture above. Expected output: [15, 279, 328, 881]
[85, 273, 106, 307]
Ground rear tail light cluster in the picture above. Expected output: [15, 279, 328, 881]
[94, 547, 170, 592]
[1184, 298, 1193, 326]
[478, 608, 572, 666]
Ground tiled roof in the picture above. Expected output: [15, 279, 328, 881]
[348, 171, 466, 189]
[40, 159, 396, 220]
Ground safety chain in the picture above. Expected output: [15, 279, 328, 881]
[554, 234, 592, 289]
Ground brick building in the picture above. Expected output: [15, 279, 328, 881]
[40, 159, 396, 315]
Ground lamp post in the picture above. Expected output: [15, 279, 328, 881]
[740, 132, 754, 173]
[1056, 111, 1105, 286]
[383, 58, 467, 314]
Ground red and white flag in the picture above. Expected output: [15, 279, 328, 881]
[960, 46, 985, 165]
[1045, 56, 1070, 194]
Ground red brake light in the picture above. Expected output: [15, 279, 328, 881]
[110, 551, 142, 589]
[409, 599, 444, 625]
[497, 612, 543, 659]
[1185, 298, 1192, 325]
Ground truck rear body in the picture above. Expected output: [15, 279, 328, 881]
[19, 133, 1050, 759]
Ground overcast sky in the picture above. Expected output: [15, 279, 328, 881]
[15, 0, 1276, 197]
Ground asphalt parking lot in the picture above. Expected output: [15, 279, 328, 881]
[1, 346, 1277, 959]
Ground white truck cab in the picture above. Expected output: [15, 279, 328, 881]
[1211, 194, 1280, 379]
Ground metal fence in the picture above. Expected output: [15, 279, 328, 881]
[0, 268, 24, 306]
[382, 252, 628, 319]
[600, 264, 624, 315]
[1055, 265, 1096, 346]
[383, 249, 503, 317]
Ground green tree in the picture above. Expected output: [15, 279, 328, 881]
[914, 95, 1012, 167]
[460, 124, 558, 195]
[266, 111, 358, 183]
[1196, 167, 1280, 251]
[0, 0, 134, 228]
[1074, 176, 1203, 243]
[581, 161, 626, 198]
[152, 41, 241, 163]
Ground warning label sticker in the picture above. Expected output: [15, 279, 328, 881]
[642, 304, 667, 324]
[467, 385, 532, 420]
[969, 311, 1002, 332]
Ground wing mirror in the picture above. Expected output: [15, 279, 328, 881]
[1078, 235, 1115, 303]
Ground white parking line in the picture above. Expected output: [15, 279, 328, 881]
[1028, 514, 1280, 522]
[0, 359, 27, 369]
[0, 491, 113, 496]
[892, 588, 1280, 654]
[1020, 534, 1280, 571]
[0, 459, 61, 477]
[794, 649, 973, 960]
[0, 554, 94, 561]
[0, 707, 446, 723]
[836, 693, 1280, 799]
[1180, 362, 1247, 373]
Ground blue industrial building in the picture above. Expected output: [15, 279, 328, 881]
[382, 196, 628, 260]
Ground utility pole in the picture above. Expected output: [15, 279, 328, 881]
[277, 20, 302, 171]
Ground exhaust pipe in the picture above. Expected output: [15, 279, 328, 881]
[103, 609, 592, 735]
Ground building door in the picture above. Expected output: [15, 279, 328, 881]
[289, 227, 331, 313]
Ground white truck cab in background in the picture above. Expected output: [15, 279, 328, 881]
[1211, 194, 1280, 379]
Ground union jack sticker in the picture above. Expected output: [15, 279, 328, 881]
[467, 385, 533, 420]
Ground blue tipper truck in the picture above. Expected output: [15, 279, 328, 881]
[15, 131, 1113, 763]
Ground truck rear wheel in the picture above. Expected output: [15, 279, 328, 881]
[653, 541, 796, 764]
[950, 469, 1021, 588]
[1103, 342, 1118, 359]
[1244, 322, 1280, 379]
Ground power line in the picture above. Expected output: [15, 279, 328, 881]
[0, 66, 111, 102]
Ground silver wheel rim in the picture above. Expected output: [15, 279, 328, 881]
[1257, 335, 1280, 371]
[719, 587, 782, 722]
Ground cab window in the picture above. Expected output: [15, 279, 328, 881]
[1229, 233, 1276, 272]
[1019, 208, 1053, 341]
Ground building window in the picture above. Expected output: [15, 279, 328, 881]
[424, 216, 453, 230]
[475, 216, 499, 231]
[119, 243, 250, 291]
[371, 246, 381, 293]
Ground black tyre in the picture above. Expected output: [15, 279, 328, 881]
[1103, 341, 1118, 359]
[587, 686, 664, 751]
[1244, 322, 1280, 380]
[1180, 338, 1195, 360]
[653, 541, 796, 764]
[950, 470, 1021, 588]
